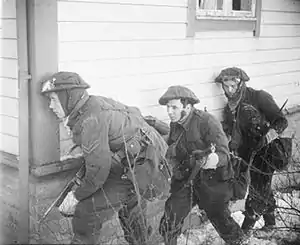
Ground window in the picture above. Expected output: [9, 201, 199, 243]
[186, 0, 262, 37]
[197, 0, 256, 19]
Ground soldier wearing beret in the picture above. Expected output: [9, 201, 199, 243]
[158, 86, 245, 245]
[216, 67, 290, 233]
[41, 71, 171, 244]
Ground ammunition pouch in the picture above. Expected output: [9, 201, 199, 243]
[113, 128, 151, 164]
[269, 137, 292, 171]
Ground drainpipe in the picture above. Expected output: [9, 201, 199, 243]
[16, 0, 30, 243]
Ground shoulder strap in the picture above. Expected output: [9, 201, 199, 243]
[229, 106, 241, 152]
[166, 129, 184, 159]
[174, 130, 185, 145]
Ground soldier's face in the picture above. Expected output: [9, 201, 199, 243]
[166, 99, 190, 123]
[48, 92, 66, 119]
[222, 80, 239, 98]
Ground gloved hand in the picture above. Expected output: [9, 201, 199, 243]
[265, 128, 278, 144]
[58, 191, 79, 217]
[202, 152, 219, 170]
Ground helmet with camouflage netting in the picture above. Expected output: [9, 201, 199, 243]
[215, 67, 250, 84]
[41, 71, 90, 94]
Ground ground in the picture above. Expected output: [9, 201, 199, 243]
[1, 138, 300, 244]
[28, 190, 300, 245]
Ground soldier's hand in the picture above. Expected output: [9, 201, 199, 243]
[58, 191, 79, 217]
[192, 149, 210, 159]
[202, 153, 219, 170]
[266, 128, 278, 144]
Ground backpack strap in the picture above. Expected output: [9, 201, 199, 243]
[229, 106, 242, 153]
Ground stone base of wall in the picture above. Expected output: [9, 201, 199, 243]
[0, 164, 19, 244]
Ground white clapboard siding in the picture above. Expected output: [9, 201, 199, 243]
[62, 58, 300, 117]
[0, 133, 18, 156]
[0, 20, 17, 39]
[59, 0, 187, 7]
[0, 0, 19, 156]
[0, 39, 18, 59]
[59, 37, 300, 62]
[58, 0, 300, 149]
[262, 0, 300, 12]
[260, 25, 300, 37]
[0, 58, 18, 79]
[261, 11, 300, 25]
[249, 71, 300, 89]
[84, 68, 300, 97]
[194, 31, 254, 39]
[242, 59, 300, 78]
[0, 97, 19, 118]
[59, 48, 300, 79]
[264, 83, 300, 99]
[0, 78, 18, 98]
[0, 0, 17, 18]
[0, 115, 18, 137]
[58, 1, 187, 23]
[119, 72, 300, 109]
[58, 22, 186, 41]
[256, 37, 300, 50]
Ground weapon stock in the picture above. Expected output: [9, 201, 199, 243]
[39, 163, 85, 223]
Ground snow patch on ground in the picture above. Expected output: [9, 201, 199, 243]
[161, 191, 300, 245]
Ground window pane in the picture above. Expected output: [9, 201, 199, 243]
[233, 0, 252, 11]
[199, 0, 223, 10]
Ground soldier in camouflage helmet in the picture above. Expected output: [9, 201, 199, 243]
[158, 85, 245, 245]
[216, 67, 290, 234]
[41, 71, 171, 244]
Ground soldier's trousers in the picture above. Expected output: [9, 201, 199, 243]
[70, 162, 149, 245]
[241, 147, 276, 231]
[242, 172, 276, 231]
[159, 177, 244, 245]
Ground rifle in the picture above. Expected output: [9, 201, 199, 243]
[39, 162, 85, 223]
[261, 98, 288, 134]
[174, 144, 216, 192]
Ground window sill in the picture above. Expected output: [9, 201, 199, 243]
[196, 15, 256, 21]
[189, 17, 257, 34]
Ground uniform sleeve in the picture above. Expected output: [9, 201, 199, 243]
[221, 105, 233, 138]
[257, 90, 288, 134]
[203, 115, 230, 167]
[74, 115, 112, 201]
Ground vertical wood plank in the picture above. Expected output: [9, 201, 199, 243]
[186, 0, 196, 37]
[27, 0, 60, 166]
[254, 0, 262, 37]
[16, 0, 30, 243]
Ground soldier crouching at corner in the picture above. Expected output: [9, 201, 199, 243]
[158, 85, 247, 245]
[40, 71, 171, 245]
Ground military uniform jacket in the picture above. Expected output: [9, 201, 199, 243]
[67, 95, 168, 201]
[222, 87, 288, 160]
[168, 108, 233, 182]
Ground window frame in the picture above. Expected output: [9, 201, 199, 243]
[197, 0, 256, 19]
[186, 0, 262, 37]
